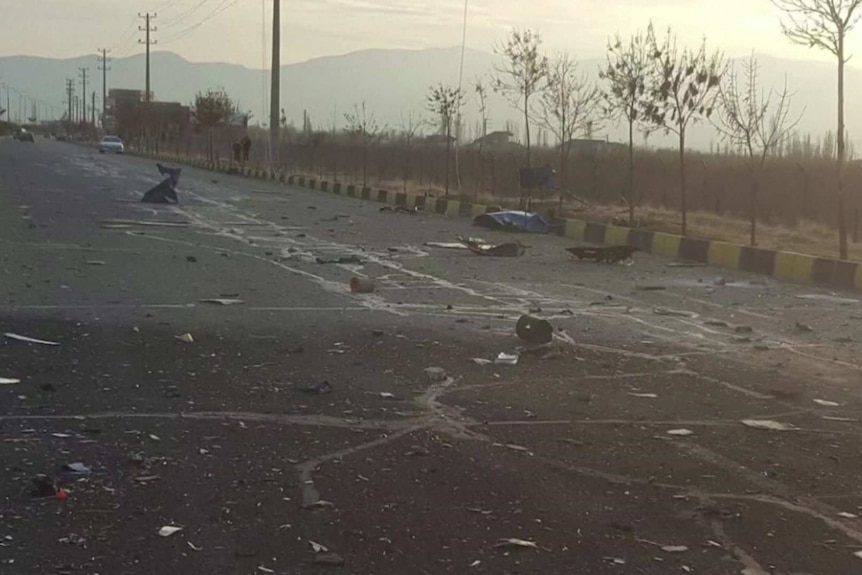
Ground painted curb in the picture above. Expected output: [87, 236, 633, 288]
[137, 151, 861, 293]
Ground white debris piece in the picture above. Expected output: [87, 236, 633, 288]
[741, 419, 797, 431]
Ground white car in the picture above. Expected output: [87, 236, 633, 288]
[99, 135, 125, 154]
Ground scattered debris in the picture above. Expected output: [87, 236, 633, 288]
[666, 429, 694, 437]
[515, 315, 553, 345]
[823, 416, 856, 422]
[158, 526, 182, 537]
[380, 205, 418, 215]
[313, 553, 345, 566]
[653, 307, 696, 318]
[200, 298, 245, 306]
[838, 512, 858, 519]
[667, 262, 706, 268]
[349, 277, 375, 294]
[4, 333, 60, 346]
[458, 235, 525, 257]
[470, 358, 492, 366]
[661, 546, 689, 553]
[299, 381, 333, 395]
[424, 367, 449, 382]
[741, 419, 797, 431]
[567, 245, 638, 263]
[186, 256, 197, 263]
[494, 538, 540, 551]
[187, 542, 203, 551]
[174, 333, 194, 343]
[0, 378, 20, 385]
[30, 475, 57, 498]
[703, 320, 729, 327]
[302, 499, 335, 510]
[134, 475, 161, 483]
[317, 255, 363, 265]
[86, 260, 107, 266]
[629, 393, 658, 398]
[423, 241, 469, 250]
[635, 285, 667, 291]
[379, 392, 396, 399]
[813, 399, 840, 407]
[59, 534, 87, 546]
[309, 541, 329, 553]
[62, 462, 91, 475]
[474, 211, 550, 233]
[495, 352, 519, 366]
[795, 322, 814, 333]
[797, 294, 858, 305]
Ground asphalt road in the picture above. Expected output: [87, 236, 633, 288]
[3, 137, 862, 575]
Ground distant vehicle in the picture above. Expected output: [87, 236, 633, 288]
[99, 135, 124, 154]
[16, 129, 35, 143]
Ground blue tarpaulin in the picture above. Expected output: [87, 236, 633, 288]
[473, 211, 550, 234]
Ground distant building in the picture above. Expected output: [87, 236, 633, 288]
[469, 130, 514, 149]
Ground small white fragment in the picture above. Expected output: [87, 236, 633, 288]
[741, 419, 797, 431]
[660, 545, 688, 553]
[158, 526, 182, 537]
[813, 399, 840, 407]
[629, 393, 658, 398]
[0, 378, 20, 385]
[470, 358, 492, 366]
[666, 429, 694, 437]
[838, 512, 858, 519]
[495, 353, 519, 366]
[309, 540, 328, 553]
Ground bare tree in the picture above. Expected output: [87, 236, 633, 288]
[344, 101, 381, 187]
[644, 29, 725, 236]
[426, 83, 464, 197]
[493, 28, 548, 167]
[398, 110, 425, 192]
[537, 52, 602, 208]
[600, 25, 656, 225]
[715, 54, 802, 245]
[773, 0, 862, 257]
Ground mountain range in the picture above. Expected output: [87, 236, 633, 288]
[0, 47, 858, 150]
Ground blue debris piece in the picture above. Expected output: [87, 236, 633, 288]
[473, 211, 550, 234]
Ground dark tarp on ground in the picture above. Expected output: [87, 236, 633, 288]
[473, 211, 550, 234]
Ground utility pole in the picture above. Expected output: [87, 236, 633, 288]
[97, 48, 111, 122]
[66, 79, 74, 123]
[269, 0, 280, 164]
[79, 67, 89, 125]
[139, 12, 157, 149]
[92, 91, 96, 126]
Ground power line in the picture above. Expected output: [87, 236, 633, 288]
[160, 0, 211, 30]
[160, 0, 239, 45]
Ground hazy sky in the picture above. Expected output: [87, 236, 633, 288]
[0, 0, 858, 67]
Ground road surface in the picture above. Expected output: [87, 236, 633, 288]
[2, 137, 862, 574]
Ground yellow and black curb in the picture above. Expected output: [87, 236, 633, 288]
[143, 151, 862, 293]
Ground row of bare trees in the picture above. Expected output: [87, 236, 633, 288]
[156, 0, 862, 259]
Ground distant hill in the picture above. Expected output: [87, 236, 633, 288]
[0, 47, 858, 151]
